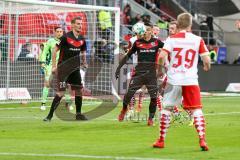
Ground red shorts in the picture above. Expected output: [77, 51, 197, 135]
[182, 85, 202, 110]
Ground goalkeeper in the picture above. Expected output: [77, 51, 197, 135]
[39, 27, 73, 111]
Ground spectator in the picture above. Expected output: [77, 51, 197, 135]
[17, 42, 34, 61]
[199, 20, 209, 44]
[98, 7, 112, 40]
[156, 16, 168, 30]
[123, 4, 132, 25]
[131, 14, 142, 25]
[156, 16, 168, 38]
[155, 0, 161, 9]
[141, 13, 151, 23]
[206, 14, 214, 45]
[134, 0, 144, 6]
[209, 45, 217, 63]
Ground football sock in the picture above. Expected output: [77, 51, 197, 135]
[42, 87, 49, 104]
[129, 96, 135, 110]
[138, 92, 144, 111]
[159, 109, 171, 141]
[149, 98, 157, 119]
[47, 94, 62, 118]
[157, 95, 162, 111]
[173, 106, 180, 114]
[192, 109, 206, 139]
[75, 96, 82, 114]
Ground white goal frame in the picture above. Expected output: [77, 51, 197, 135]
[0, 0, 120, 103]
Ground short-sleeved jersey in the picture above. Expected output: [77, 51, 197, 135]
[128, 36, 138, 65]
[162, 31, 209, 85]
[40, 38, 60, 65]
[128, 37, 164, 71]
[57, 31, 86, 65]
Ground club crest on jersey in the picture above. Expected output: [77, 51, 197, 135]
[151, 42, 155, 46]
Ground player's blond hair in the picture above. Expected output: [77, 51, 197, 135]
[177, 13, 192, 30]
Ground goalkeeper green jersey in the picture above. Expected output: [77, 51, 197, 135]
[40, 38, 60, 66]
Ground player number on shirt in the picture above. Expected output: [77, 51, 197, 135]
[172, 48, 196, 69]
[59, 82, 66, 88]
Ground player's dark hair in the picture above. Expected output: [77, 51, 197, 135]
[71, 17, 82, 24]
[54, 26, 62, 31]
[144, 22, 153, 28]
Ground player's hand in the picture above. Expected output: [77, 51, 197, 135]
[40, 63, 45, 75]
[52, 66, 57, 74]
[115, 68, 120, 80]
[156, 65, 165, 78]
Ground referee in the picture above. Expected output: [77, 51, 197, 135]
[43, 17, 88, 121]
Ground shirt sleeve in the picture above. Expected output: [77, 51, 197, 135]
[199, 38, 209, 56]
[127, 41, 137, 57]
[158, 39, 164, 48]
[162, 37, 172, 55]
[81, 40, 87, 52]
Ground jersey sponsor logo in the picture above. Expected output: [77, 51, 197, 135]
[139, 49, 155, 53]
[69, 48, 81, 51]
[67, 37, 84, 47]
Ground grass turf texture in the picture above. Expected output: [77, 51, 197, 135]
[0, 97, 239, 160]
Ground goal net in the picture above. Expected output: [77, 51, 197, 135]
[0, 0, 120, 109]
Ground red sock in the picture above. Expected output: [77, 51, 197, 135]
[137, 92, 144, 111]
[157, 95, 162, 111]
[192, 109, 206, 139]
[173, 106, 179, 113]
[129, 96, 135, 110]
[159, 110, 171, 141]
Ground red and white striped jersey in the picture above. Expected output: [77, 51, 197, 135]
[162, 30, 209, 85]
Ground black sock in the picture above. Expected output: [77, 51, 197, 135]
[123, 101, 128, 110]
[47, 94, 62, 118]
[149, 98, 157, 119]
[75, 96, 82, 114]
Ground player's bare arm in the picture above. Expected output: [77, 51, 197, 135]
[52, 45, 60, 73]
[201, 55, 211, 71]
[81, 50, 88, 68]
[157, 49, 168, 77]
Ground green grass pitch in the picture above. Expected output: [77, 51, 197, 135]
[0, 97, 239, 160]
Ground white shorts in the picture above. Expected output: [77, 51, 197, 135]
[162, 83, 182, 109]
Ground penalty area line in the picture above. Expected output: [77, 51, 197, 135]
[0, 152, 174, 160]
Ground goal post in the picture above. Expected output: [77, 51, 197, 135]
[0, 0, 120, 104]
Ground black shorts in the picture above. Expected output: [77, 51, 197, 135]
[128, 70, 158, 98]
[57, 69, 82, 91]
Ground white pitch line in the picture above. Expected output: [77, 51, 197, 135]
[0, 112, 239, 120]
[205, 112, 240, 116]
[0, 103, 101, 110]
[0, 152, 174, 160]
